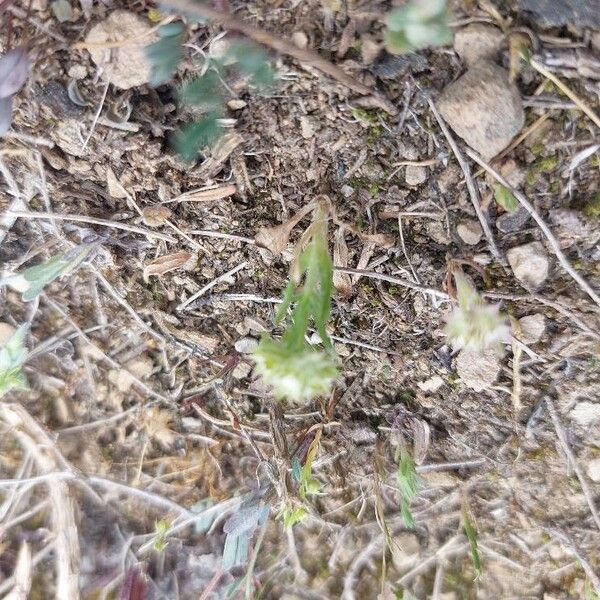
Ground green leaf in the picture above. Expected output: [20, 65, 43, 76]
[463, 517, 483, 579]
[173, 115, 222, 162]
[493, 184, 519, 213]
[385, 0, 452, 54]
[398, 450, 419, 528]
[291, 456, 302, 482]
[227, 42, 275, 89]
[191, 499, 216, 534]
[146, 22, 184, 86]
[179, 71, 224, 110]
[0, 324, 28, 398]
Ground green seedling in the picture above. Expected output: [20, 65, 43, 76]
[252, 203, 338, 403]
[463, 514, 482, 580]
[385, 0, 452, 54]
[397, 448, 419, 528]
[153, 519, 171, 552]
[0, 324, 28, 398]
[278, 503, 307, 529]
[493, 184, 519, 213]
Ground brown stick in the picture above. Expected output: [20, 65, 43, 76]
[162, 0, 395, 111]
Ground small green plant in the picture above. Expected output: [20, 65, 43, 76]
[397, 448, 419, 528]
[153, 519, 171, 552]
[146, 24, 274, 160]
[493, 184, 519, 213]
[445, 270, 509, 352]
[462, 513, 482, 580]
[0, 324, 28, 398]
[385, 0, 452, 54]
[0, 243, 96, 302]
[252, 202, 338, 403]
[278, 502, 307, 529]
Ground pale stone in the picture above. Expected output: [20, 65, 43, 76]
[457, 219, 483, 245]
[517, 314, 545, 345]
[86, 11, 157, 90]
[507, 242, 550, 288]
[454, 23, 504, 66]
[405, 164, 427, 186]
[457, 348, 501, 391]
[438, 62, 525, 160]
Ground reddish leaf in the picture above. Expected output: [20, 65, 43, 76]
[119, 567, 148, 600]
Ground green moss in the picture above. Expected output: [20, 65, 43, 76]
[530, 142, 546, 156]
[584, 193, 600, 218]
[537, 155, 558, 173]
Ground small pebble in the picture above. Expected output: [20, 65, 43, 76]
[227, 99, 247, 111]
[292, 31, 308, 49]
[405, 164, 427, 186]
[0, 322, 16, 346]
[456, 348, 501, 391]
[517, 314, 545, 345]
[587, 458, 600, 483]
[456, 219, 482, 245]
[438, 61, 525, 160]
[453, 23, 504, 66]
[234, 337, 258, 354]
[507, 241, 550, 288]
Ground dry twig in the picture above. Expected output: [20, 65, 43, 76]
[545, 396, 600, 531]
[428, 99, 500, 259]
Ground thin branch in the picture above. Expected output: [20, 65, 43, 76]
[177, 261, 248, 311]
[545, 396, 600, 531]
[334, 266, 449, 299]
[7, 210, 176, 242]
[428, 98, 500, 259]
[530, 58, 600, 128]
[467, 149, 600, 309]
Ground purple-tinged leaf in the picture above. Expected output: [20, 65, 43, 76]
[0, 47, 30, 98]
[0, 95, 13, 135]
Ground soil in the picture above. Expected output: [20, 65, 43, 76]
[1, 1, 600, 599]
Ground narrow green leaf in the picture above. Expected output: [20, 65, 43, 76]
[0, 324, 28, 397]
[493, 184, 519, 213]
[463, 517, 483, 579]
[173, 115, 222, 162]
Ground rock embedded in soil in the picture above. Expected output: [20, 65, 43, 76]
[517, 314, 545, 344]
[234, 337, 258, 354]
[405, 164, 427, 186]
[507, 241, 550, 288]
[453, 23, 504, 66]
[518, 0, 600, 28]
[437, 61, 525, 160]
[570, 401, 600, 427]
[456, 347, 501, 392]
[587, 458, 600, 483]
[456, 219, 483, 245]
[86, 11, 157, 90]
[496, 205, 530, 233]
